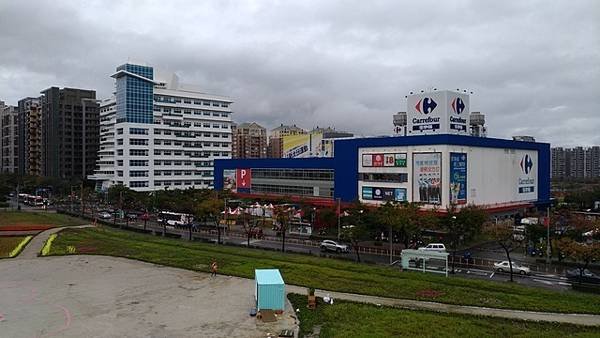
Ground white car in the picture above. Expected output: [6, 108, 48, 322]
[98, 211, 112, 219]
[418, 243, 447, 252]
[320, 240, 350, 253]
[494, 261, 530, 275]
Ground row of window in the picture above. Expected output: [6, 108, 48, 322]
[251, 184, 334, 198]
[153, 129, 229, 138]
[252, 169, 334, 181]
[153, 95, 229, 108]
[153, 106, 229, 118]
[116, 160, 149, 167]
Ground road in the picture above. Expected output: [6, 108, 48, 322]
[9, 201, 573, 292]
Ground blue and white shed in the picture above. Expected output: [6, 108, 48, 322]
[255, 269, 285, 311]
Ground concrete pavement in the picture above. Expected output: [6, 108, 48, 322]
[16, 225, 93, 259]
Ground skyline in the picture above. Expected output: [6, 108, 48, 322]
[1, 0, 598, 147]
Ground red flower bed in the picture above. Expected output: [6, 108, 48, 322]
[0, 224, 54, 232]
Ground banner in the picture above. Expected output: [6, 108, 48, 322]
[223, 169, 236, 192]
[449, 153, 467, 204]
[413, 153, 442, 204]
[282, 132, 323, 158]
[236, 168, 251, 189]
[362, 186, 407, 202]
[362, 153, 407, 168]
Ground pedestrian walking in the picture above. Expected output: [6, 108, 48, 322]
[210, 259, 218, 277]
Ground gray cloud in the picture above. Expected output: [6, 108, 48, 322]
[0, 0, 598, 146]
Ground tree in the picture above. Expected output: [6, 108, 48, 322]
[445, 205, 487, 273]
[557, 239, 600, 284]
[274, 206, 291, 252]
[375, 202, 416, 264]
[195, 196, 224, 244]
[486, 222, 520, 282]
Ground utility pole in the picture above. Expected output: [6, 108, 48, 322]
[546, 206, 551, 264]
[80, 182, 84, 217]
[337, 198, 341, 240]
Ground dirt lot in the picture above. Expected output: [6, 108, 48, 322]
[0, 255, 297, 337]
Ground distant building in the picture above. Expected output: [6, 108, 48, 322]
[268, 124, 306, 158]
[40, 87, 99, 179]
[232, 122, 267, 159]
[0, 102, 19, 173]
[551, 146, 600, 179]
[17, 97, 43, 176]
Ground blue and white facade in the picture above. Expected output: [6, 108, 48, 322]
[215, 134, 550, 212]
[90, 63, 234, 191]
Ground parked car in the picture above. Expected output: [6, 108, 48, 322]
[566, 268, 600, 284]
[320, 240, 350, 253]
[126, 212, 139, 220]
[98, 211, 112, 219]
[418, 243, 447, 252]
[493, 261, 530, 275]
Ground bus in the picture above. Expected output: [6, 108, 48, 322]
[157, 211, 193, 227]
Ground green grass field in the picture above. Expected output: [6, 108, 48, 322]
[0, 236, 26, 257]
[47, 227, 600, 314]
[287, 294, 600, 338]
[0, 211, 87, 227]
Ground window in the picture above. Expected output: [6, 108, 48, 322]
[117, 128, 123, 135]
[130, 160, 148, 166]
[203, 101, 210, 106]
[117, 139, 123, 145]
[154, 139, 161, 145]
[184, 99, 191, 104]
[117, 149, 123, 156]
[154, 160, 161, 165]
[130, 149, 148, 156]
[130, 181, 149, 188]
[203, 123, 210, 128]
[129, 128, 148, 135]
[130, 138, 148, 146]
[117, 170, 123, 177]
[154, 129, 161, 135]
[117, 160, 123, 166]
[130, 170, 148, 177]
[154, 150, 161, 155]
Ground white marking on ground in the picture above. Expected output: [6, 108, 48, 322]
[533, 279, 554, 285]
[558, 282, 572, 286]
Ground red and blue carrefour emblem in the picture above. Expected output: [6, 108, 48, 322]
[520, 154, 534, 174]
[415, 97, 437, 114]
[451, 97, 465, 114]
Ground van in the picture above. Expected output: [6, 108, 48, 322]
[418, 243, 447, 252]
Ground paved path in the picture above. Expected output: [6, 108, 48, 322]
[16, 225, 93, 259]
[286, 285, 600, 326]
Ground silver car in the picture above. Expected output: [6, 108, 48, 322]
[494, 261, 530, 275]
[320, 240, 349, 253]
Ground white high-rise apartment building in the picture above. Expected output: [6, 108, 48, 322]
[89, 63, 233, 191]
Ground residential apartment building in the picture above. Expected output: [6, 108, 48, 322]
[551, 146, 600, 179]
[17, 97, 43, 176]
[40, 87, 99, 179]
[232, 122, 267, 159]
[89, 63, 233, 191]
[0, 102, 19, 173]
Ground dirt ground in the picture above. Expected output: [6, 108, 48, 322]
[0, 255, 298, 337]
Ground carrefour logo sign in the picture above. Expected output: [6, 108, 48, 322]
[415, 97, 437, 115]
[451, 97, 465, 114]
[520, 154, 534, 175]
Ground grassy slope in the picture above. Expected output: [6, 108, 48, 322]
[0, 236, 26, 257]
[48, 227, 600, 314]
[287, 294, 600, 338]
[0, 211, 86, 227]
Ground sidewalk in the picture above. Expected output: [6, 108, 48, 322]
[286, 285, 600, 326]
[16, 225, 94, 259]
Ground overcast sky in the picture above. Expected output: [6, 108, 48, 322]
[1, 0, 598, 146]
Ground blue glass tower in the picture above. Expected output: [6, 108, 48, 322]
[113, 63, 155, 124]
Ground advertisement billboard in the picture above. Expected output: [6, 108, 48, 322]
[449, 153, 467, 204]
[362, 153, 407, 168]
[406, 90, 469, 136]
[223, 169, 236, 192]
[282, 132, 323, 158]
[517, 153, 536, 195]
[413, 153, 442, 204]
[362, 186, 407, 202]
[236, 168, 252, 190]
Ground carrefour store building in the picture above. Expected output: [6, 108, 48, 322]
[215, 134, 550, 213]
[215, 91, 550, 213]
